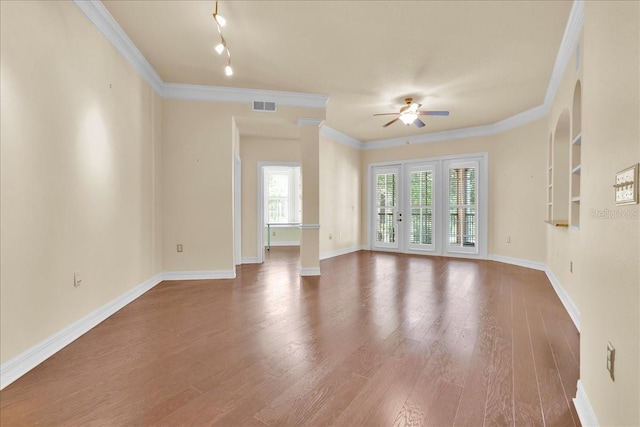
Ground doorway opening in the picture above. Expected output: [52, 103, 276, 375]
[257, 162, 302, 263]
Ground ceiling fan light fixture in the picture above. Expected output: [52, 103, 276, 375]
[225, 64, 234, 76]
[400, 113, 418, 125]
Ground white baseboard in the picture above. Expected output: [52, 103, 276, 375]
[241, 257, 259, 264]
[574, 380, 599, 426]
[320, 245, 366, 260]
[299, 267, 321, 276]
[161, 270, 236, 280]
[487, 254, 546, 271]
[544, 266, 580, 332]
[0, 273, 164, 390]
[266, 241, 300, 247]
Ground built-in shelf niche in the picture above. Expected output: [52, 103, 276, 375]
[548, 111, 570, 225]
[571, 81, 582, 228]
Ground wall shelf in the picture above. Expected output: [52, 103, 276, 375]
[545, 220, 569, 227]
[570, 85, 582, 229]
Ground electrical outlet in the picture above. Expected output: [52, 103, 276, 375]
[507, 236, 511, 243]
[607, 342, 615, 381]
[177, 244, 183, 253]
[74, 272, 82, 288]
[339, 232, 343, 238]
[272, 231, 276, 236]
[329, 234, 333, 240]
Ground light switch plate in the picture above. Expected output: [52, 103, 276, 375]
[615, 163, 638, 205]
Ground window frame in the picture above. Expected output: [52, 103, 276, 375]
[263, 166, 301, 225]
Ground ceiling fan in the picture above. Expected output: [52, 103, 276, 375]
[374, 98, 450, 128]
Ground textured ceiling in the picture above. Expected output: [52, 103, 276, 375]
[103, 0, 572, 142]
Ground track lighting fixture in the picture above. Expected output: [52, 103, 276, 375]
[214, 14, 226, 27]
[212, 1, 232, 77]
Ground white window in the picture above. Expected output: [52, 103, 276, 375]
[264, 166, 301, 224]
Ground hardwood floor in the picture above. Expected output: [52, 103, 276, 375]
[0, 248, 580, 426]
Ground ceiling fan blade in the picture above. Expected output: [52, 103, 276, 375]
[414, 118, 426, 128]
[373, 113, 399, 116]
[418, 111, 450, 116]
[383, 118, 399, 128]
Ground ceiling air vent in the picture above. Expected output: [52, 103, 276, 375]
[252, 100, 277, 113]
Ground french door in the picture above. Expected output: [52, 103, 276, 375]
[371, 155, 485, 258]
[373, 167, 400, 250]
[406, 163, 436, 252]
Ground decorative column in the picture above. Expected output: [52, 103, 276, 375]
[297, 118, 322, 276]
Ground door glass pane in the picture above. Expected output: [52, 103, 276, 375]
[410, 207, 432, 244]
[409, 170, 433, 245]
[376, 173, 396, 244]
[449, 167, 476, 247]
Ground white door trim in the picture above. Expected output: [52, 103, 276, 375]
[234, 152, 242, 266]
[370, 165, 402, 251]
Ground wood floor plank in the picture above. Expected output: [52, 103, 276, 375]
[512, 278, 545, 426]
[0, 248, 580, 426]
[332, 338, 424, 427]
[527, 303, 578, 427]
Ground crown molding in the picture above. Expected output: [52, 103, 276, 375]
[296, 118, 323, 127]
[72, 0, 163, 93]
[162, 83, 328, 109]
[544, 0, 584, 108]
[73, 1, 329, 110]
[320, 125, 364, 149]
[362, 104, 548, 150]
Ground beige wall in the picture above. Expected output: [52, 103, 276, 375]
[264, 227, 300, 245]
[0, 1, 162, 363]
[579, 2, 639, 425]
[240, 137, 301, 259]
[161, 100, 235, 272]
[319, 136, 362, 255]
[360, 119, 548, 263]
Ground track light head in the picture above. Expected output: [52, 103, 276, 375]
[214, 14, 226, 27]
